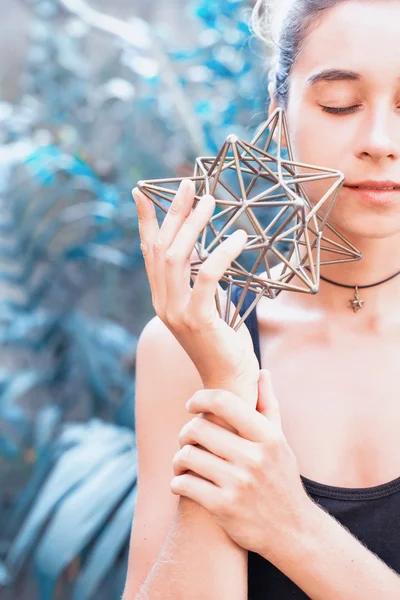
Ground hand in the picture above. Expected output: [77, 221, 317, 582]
[170, 370, 312, 561]
[132, 178, 260, 406]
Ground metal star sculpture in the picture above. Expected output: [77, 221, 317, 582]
[137, 107, 362, 331]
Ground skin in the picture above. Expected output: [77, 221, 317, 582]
[132, 176, 313, 560]
[268, 0, 400, 319]
[257, 0, 400, 490]
[131, 0, 400, 566]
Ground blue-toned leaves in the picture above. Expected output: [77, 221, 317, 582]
[71, 486, 137, 600]
[5, 419, 136, 585]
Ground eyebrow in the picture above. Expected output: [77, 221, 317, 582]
[306, 69, 361, 86]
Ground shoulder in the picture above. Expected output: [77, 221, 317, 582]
[137, 315, 203, 387]
[138, 315, 188, 359]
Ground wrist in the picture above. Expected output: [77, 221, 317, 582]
[262, 496, 323, 570]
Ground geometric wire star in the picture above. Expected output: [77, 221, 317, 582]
[249, 107, 362, 266]
[137, 107, 362, 331]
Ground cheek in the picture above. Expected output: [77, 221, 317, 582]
[285, 108, 348, 208]
[288, 111, 339, 165]
[285, 97, 350, 165]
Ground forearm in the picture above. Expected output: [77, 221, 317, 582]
[134, 496, 247, 600]
[267, 500, 400, 600]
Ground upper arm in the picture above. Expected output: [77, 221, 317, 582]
[122, 316, 204, 599]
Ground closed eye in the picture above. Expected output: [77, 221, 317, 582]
[321, 105, 361, 115]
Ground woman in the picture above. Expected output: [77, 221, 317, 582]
[124, 1, 400, 598]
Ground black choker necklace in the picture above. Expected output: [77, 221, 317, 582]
[304, 266, 400, 313]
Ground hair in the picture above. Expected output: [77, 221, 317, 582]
[250, 0, 348, 108]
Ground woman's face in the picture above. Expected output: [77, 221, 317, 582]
[276, 0, 400, 242]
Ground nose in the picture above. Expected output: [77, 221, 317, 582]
[354, 103, 399, 162]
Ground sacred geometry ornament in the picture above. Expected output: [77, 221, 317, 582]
[249, 108, 362, 264]
[137, 107, 362, 331]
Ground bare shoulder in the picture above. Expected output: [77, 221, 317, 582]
[138, 314, 201, 376]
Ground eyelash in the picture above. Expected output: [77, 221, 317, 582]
[321, 105, 361, 115]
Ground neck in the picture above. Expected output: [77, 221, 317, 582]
[293, 230, 400, 321]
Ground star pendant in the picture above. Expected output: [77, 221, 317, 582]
[348, 286, 364, 312]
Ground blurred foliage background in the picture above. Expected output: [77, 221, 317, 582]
[0, 0, 272, 598]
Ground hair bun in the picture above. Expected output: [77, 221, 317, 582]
[251, 0, 295, 47]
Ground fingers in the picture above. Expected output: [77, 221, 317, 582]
[172, 443, 233, 488]
[152, 179, 198, 309]
[133, 179, 216, 319]
[132, 185, 159, 294]
[133, 177, 247, 332]
[186, 389, 274, 444]
[160, 179, 196, 246]
[188, 229, 248, 323]
[178, 413, 250, 463]
[170, 472, 219, 513]
[164, 194, 216, 317]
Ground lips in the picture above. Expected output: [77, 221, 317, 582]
[350, 186, 398, 190]
[343, 181, 400, 206]
[345, 180, 400, 190]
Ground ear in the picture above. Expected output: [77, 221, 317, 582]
[268, 82, 288, 149]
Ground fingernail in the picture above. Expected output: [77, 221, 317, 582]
[180, 179, 192, 193]
[132, 188, 141, 206]
[203, 196, 215, 212]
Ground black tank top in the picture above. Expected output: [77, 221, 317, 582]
[230, 285, 400, 599]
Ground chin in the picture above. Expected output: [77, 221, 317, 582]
[322, 210, 400, 241]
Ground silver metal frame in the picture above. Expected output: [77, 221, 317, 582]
[138, 108, 362, 330]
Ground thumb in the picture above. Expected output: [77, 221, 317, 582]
[256, 369, 282, 430]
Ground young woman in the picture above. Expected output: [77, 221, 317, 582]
[124, 1, 400, 598]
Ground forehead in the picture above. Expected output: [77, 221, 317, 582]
[294, 1, 400, 83]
